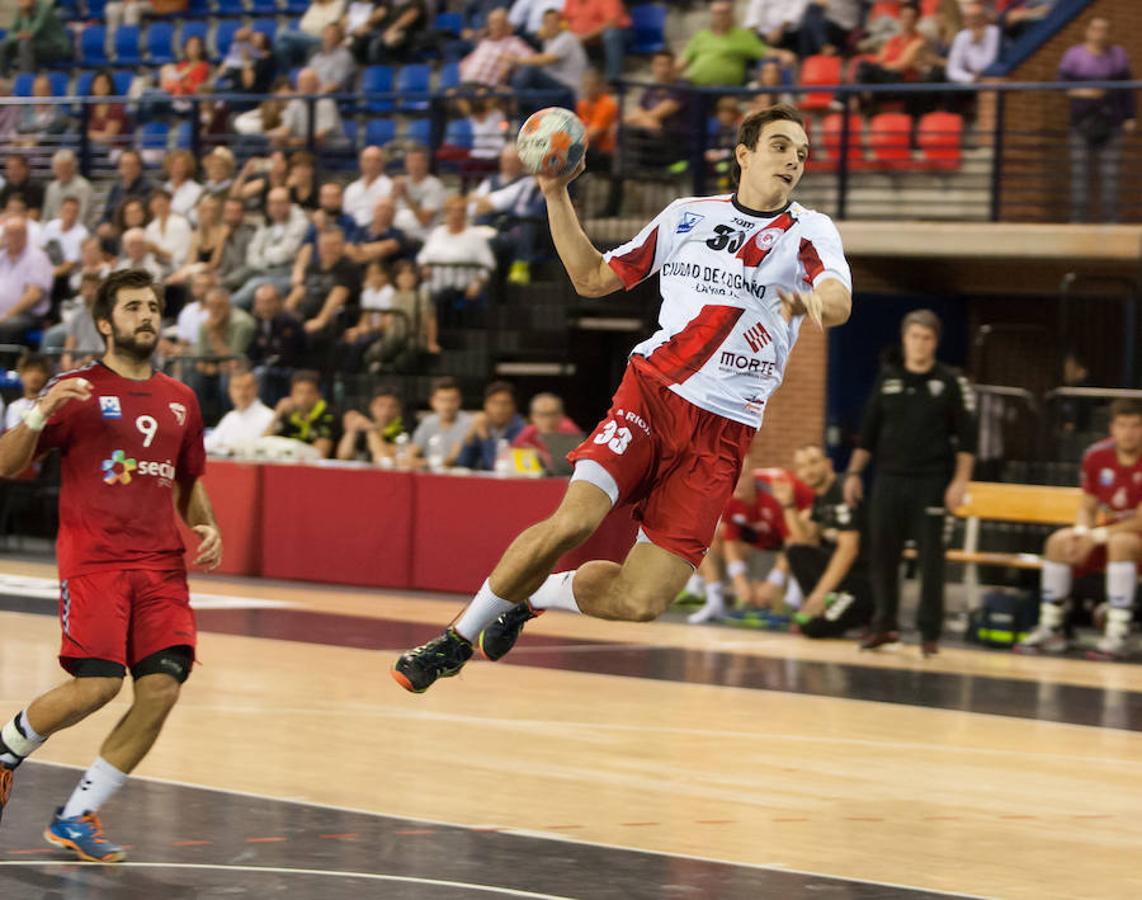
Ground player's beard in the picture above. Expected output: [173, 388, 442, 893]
[110, 326, 158, 364]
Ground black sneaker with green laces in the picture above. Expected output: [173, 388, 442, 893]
[478, 603, 542, 662]
[391, 629, 473, 693]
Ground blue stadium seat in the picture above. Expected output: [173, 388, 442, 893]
[113, 25, 143, 66]
[111, 70, 133, 96]
[405, 118, 431, 146]
[341, 119, 359, 148]
[74, 70, 95, 97]
[78, 25, 109, 67]
[250, 0, 279, 13]
[438, 61, 461, 91]
[629, 4, 667, 55]
[138, 121, 170, 150]
[49, 72, 70, 97]
[180, 21, 209, 51]
[396, 64, 431, 111]
[146, 21, 177, 64]
[174, 120, 193, 148]
[84, 0, 107, 18]
[360, 65, 395, 113]
[184, 0, 211, 17]
[214, 20, 242, 60]
[364, 118, 395, 147]
[443, 118, 473, 149]
[434, 12, 463, 36]
[283, 0, 308, 13]
[12, 74, 34, 97]
[251, 18, 277, 42]
[215, 0, 246, 16]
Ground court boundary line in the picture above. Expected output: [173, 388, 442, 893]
[0, 860, 573, 898]
[23, 760, 986, 899]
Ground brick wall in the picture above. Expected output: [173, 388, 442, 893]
[747, 325, 827, 469]
[999, 0, 1142, 221]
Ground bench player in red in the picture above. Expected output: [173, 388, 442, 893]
[393, 103, 853, 692]
[0, 269, 222, 861]
[1018, 398, 1142, 660]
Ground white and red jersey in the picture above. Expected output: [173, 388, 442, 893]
[1081, 438, 1142, 524]
[603, 195, 851, 428]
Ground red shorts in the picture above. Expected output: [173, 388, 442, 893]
[58, 569, 196, 676]
[568, 358, 755, 567]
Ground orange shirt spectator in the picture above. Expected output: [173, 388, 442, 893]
[563, 0, 630, 37]
[577, 90, 618, 154]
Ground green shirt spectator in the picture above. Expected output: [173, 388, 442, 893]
[1, 0, 72, 75]
[682, 1, 772, 87]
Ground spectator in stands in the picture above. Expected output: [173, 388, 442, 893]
[164, 270, 215, 360]
[2, 351, 51, 431]
[277, 0, 348, 70]
[105, 0, 187, 30]
[362, 258, 440, 370]
[1060, 16, 1136, 224]
[577, 68, 620, 216]
[13, 74, 68, 148]
[201, 148, 237, 202]
[799, 0, 861, 57]
[0, 0, 71, 76]
[97, 150, 152, 238]
[193, 287, 256, 420]
[470, 146, 545, 284]
[0, 215, 52, 343]
[166, 193, 224, 288]
[0, 154, 43, 219]
[311, 22, 357, 93]
[110, 197, 149, 253]
[304, 181, 363, 248]
[87, 70, 131, 152]
[392, 146, 447, 242]
[287, 151, 320, 211]
[366, 0, 429, 64]
[234, 187, 310, 308]
[747, 58, 796, 109]
[247, 282, 306, 403]
[459, 0, 513, 41]
[231, 151, 287, 214]
[854, 3, 932, 113]
[744, 0, 810, 56]
[508, 9, 588, 114]
[144, 188, 192, 274]
[43, 150, 94, 227]
[265, 369, 338, 458]
[459, 8, 535, 88]
[215, 27, 277, 99]
[409, 375, 472, 469]
[59, 272, 105, 371]
[349, 196, 415, 267]
[417, 194, 495, 326]
[288, 226, 361, 345]
[344, 146, 394, 229]
[1057, 351, 1092, 433]
[233, 82, 291, 138]
[563, 0, 628, 85]
[68, 236, 111, 296]
[340, 258, 391, 365]
[214, 197, 257, 293]
[1000, 0, 1055, 43]
[946, 3, 999, 85]
[345, 0, 386, 64]
[41, 196, 89, 284]
[161, 35, 212, 103]
[450, 92, 508, 165]
[270, 68, 344, 148]
[705, 97, 742, 192]
[623, 50, 688, 172]
[336, 386, 406, 463]
[685, 1, 789, 88]
[509, 0, 563, 42]
[162, 150, 205, 221]
[204, 369, 276, 455]
[456, 380, 525, 470]
[511, 392, 583, 475]
[117, 228, 166, 281]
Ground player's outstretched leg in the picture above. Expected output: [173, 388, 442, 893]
[392, 482, 613, 693]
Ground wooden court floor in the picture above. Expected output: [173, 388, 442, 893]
[1, 558, 1140, 899]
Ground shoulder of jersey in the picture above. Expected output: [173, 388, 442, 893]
[1082, 436, 1117, 463]
[154, 369, 196, 396]
[41, 360, 101, 394]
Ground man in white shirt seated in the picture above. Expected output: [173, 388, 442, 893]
[204, 369, 276, 455]
[392, 146, 446, 243]
[946, 4, 1000, 85]
[270, 68, 344, 149]
[40, 196, 89, 281]
[144, 187, 193, 273]
[343, 145, 393, 229]
[417, 194, 495, 327]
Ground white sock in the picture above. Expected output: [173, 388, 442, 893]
[704, 581, 725, 612]
[685, 572, 705, 596]
[61, 757, 128, 819]
[784, 577, 804, 610]
[1106, 561, 1136, 610]
[1041, 560, 1072, 604]
[0, 710, 45, 768]
[529, 571, 581, 613]
[453, 579, 516, 642]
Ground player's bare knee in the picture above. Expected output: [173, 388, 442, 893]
[544, 511, 597, 552]
[608, 585, 669, 622]
[1107, 531, 1142, 561]
[75, 676, 123, 712]
[134, 674, 182, 712]
[1044, 529, 1070, 561]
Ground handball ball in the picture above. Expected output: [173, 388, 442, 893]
[516, 107, 587, 178]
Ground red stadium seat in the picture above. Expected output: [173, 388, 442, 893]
[918, 111, 963, 170]
[799, 55, 842, 111]
[868, 1, 901, 20]
[822, 113, 865, 163]
[868, 112, 914, 169]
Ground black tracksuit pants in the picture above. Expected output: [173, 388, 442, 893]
[786, 544, 874, 638]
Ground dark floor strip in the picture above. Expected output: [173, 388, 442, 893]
[0, 763, 963, 900]
[3, 593, 1141, 732]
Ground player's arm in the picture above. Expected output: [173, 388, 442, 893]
[0, 378, 92, 476]
[801, 530, 860, 617]
[536, 161, 622, 298]
[174, 479, 223, 570]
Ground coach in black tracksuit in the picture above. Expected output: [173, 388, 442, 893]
[844, 310, 977, 655]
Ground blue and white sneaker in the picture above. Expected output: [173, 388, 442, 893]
[44, 808, 126, 863]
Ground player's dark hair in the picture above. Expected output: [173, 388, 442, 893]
[430, 376, 461, 395]
[901, 309, 942, 339]
[1110, 398, 1142, 421]
[733, 103, 806, 186]
[291, 370, 321, 388]
[371, 386, 400, 402]
[91, 269, 164, 345]
[795, 442, 825, 457]
[484, 380, 515, 403]
[16, 351, 51, 373]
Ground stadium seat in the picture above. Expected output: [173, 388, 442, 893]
[138, 121, 171, 151]
[438, 61, 461, 91]
[78, 25, 109, 67]
[405, 118, 431, 146]
[434, 12, 463, 36]
[113, 25, 143, 66]
[215, 0, 246, 16]
[283, 0, 309, 14]
[251, 18, 277, 42]
[443, 118, 473, 149]
[918, 111, 963, 170]
[396, 64, 431, 111]
[822, 113, 864, 162]
[146, 21, 177, 64]
[250, 0, 279, 14]
[84, 0, 107, 18]
[341, 119, 359, 148]
[799, 55, 842, 111]
[364, 118, 396, 147]
[111, 70, 133, 96]
[49, 72, 70, 97]
[629, 4, 667, 55]
[184, 0, 212, 17]
[74, 70, 95, 97]
[174, 120, 194, 148]
[360, 65, 395, 113]
[214, 20, 242, 60]
[180, 21, 209, 52]
[868, 112, 913, 169]
[12, 74, 34, 97]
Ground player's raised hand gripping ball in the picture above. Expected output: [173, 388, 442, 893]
[516, 107, 587, 179]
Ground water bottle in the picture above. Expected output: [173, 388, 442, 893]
[493, 438, 512, 477]
[426, 434, 445, 472]
[393, 433, 411, 469]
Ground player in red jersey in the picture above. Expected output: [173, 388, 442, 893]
[393, 103, 852, 693]
[1018, 398, 1142, 660]
[0, 269, 221, 861]
[687, 467, 815, 623]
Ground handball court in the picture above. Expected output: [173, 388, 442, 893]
[0, 557, 1139, 899]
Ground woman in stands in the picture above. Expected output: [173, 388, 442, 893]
[87, 70, 130, 151]
[160, 35, 212, 102]
[162, 150, 204, 221]
[165, 193, 224, 288]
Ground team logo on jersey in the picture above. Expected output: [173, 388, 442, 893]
[169, 402, 187, 426]
[882, 379, 903, 394]
[101, 449, 137, 485]
[1100, 467, 1116, 487]
[99, 396, 122, 419]
[757, 228, 782, 249]
[676, 211, 704, 234]
[927, 380, 945, 397]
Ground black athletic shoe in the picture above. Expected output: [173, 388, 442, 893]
[391, 629, 473, 693]
[478, 603, 542, 661]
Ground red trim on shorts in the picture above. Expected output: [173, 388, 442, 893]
[643, 305, 745, 385]
[736, 212, 795, 267]
[798, 238, 825, 285]
[607, 226, 659, 289]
